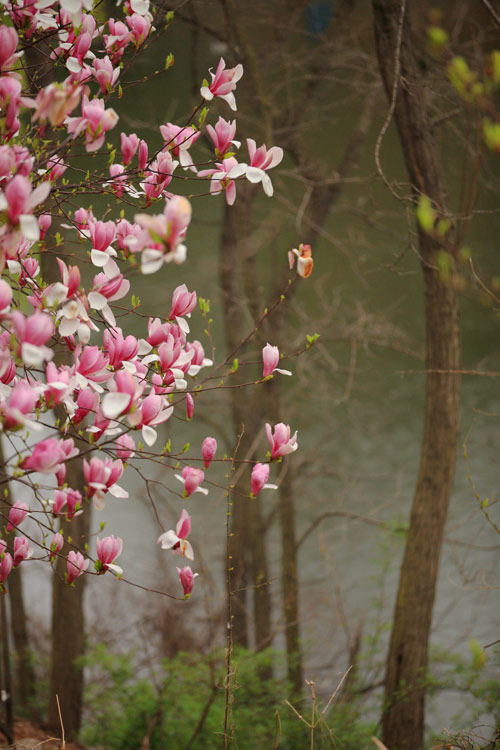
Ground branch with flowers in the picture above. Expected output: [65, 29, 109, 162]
[0, 0, 314, 604]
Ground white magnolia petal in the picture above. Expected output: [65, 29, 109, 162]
[19, 214, 40, 242]
[44, 282, 68, 307]
[158, 530, 179, 550]
[138, 339, 152, 356]
[22, 342, 45, 367]
[66, 57, 82, 74]
[101, 304, 116, 327]
[263, 483, 279, 490]
[141, 249, 164, 275]
[194, 486, 209, 496]
[142, 424, 157, 446]
[106, 563, 123, 576]
[88, 291, 107, 310]
[91, 249, 110, 267]
[245, 166, 265, 184]
[275, 368, 292, 376]
[108, 483, 129, 498]
[58, 317, 79, 337]
[93, 490, 107, 511]
[176, 316, 190, 335]
[122, 360, 137, 374]
[102, 392, 131, 419]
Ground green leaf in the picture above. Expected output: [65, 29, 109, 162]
[182, 443, 190, 453]
[165, 53, 174, 70]
[231, 358, 239, 373]
[416, 195, 436, 233]
[198, 107, 208, 127]
[306, 333, 320, 345]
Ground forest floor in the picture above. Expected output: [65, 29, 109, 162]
[1, 719, 85, 750]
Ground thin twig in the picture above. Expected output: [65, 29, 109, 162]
[56, 694, 65, 750]
[374, 0, 407, 201]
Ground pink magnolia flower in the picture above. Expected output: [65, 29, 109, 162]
[202, 437, 217, 469]
[0, 27, 19, 72]
[244, 138, 284, 196]
[176, 466, 207, 498]
[49, 532, 64, 562]
[169, 284, 197, 321]
[262, 343, 292, 378]
[134, 196, 192, 273]
[66, 550, 89, 584]
[160, 123, 200, 170]
[198, 157, 246, 206]
[0, 381, 39, 430]
[141, 150, 177, 203]
[186, 340, 213, 376]
[10, 309, 55, 367]
[186, 392, 194, 420]
[206, 117, 239, 157]
[116, 433, 135, 460]
[251, 463, 278, 497]
[200, 58, 244, 111]
[83, 456, 127, 510]
[288, 243, 313, 279]
[91, 56, 120, 93]
[0, 175, 51, 240]
[130, 391, 173, 446]
[66, 96, 119, 153]
[126, 12, 151, 46]
[0, 552, 13, 590]
[22, 437, 68, 475]
[0, 278, 12, 312]
[138, 139, 148, 170]
[103, 327, 139, 370]
[38, 213, 52, 240]
[177, 565, 198, 598]
[158, 509, 193, 560]
[31, 80, 83, 127]
[121, 132, 139, 166]
[13, 536, 31, 566]
[45, 362, 75, 408]
[266, 423, 298, 460]
[95, 534, 123, 574]
[104, 18, 131, 63]
[51, 489, 82, 520]
[72, 387, 99, 425]
[109, 164, 126, 198]
[76, 346, 111, 386]
[0, 75, 21, 138]
[7, 501, 28, 532]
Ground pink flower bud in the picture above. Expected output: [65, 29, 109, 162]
[201, 437, 217, 469]
[0, 552, 13, 587]
[66, 550, 89, 584]
[186, 393, 194, 420]
[169, 283, 197, 320]
[7, 501, 28, 532]
[50, 532, 64, 562]
[265, 423, 298, 460]
[176, 565, 198, 598]
[116, 434, 135, 460]
[13, 536, 30, 566]
[251, 463, 270, 496]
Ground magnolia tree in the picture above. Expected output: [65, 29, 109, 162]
[0, 0, 311, 606]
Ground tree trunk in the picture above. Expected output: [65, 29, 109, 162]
[48, 506, 90, 736]
[219, 187, 273, 652]
[372, 2, 461, 748]
[0, 440, 36, 715]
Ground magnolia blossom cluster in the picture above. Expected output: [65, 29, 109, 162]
[0, 1, 300, 599]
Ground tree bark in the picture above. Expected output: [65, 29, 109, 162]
[219, 186, 273, 652]
[48, 505, 90, 736]
[372, 2, 461, 748]
[0, 439, 36, 716]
